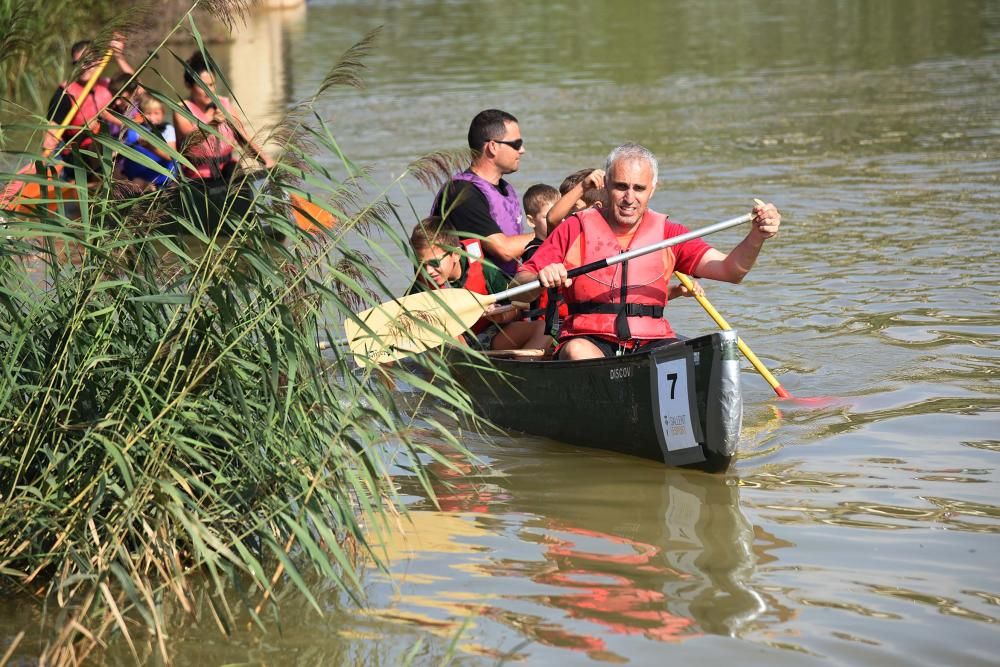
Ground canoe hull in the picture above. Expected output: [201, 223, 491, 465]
[450, 331, 743, 471]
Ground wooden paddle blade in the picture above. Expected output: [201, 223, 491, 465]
[290, 194, 336, 232]
[345, 288, 494, 363]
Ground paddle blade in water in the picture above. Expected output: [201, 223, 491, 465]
[778, 394, 843, 408]
[345, 288, 493, 363]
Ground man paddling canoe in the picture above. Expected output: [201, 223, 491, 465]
[511, 143, 781, 360]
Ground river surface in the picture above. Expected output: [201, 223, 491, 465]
[13, 0, 1000, 664]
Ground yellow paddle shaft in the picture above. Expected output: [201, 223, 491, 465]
[44, 49, 115, 155]
[674, 271, 791, 399]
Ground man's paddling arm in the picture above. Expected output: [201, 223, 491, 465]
[508, 261, 572, 304]
[691, 201, 781, 283]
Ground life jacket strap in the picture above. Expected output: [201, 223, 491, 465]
[566, 303, 664, 318]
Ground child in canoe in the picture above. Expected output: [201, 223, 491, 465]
[119, 95, 178, 190]
[408, 217, 519, 348]
[520, 182, 560, 263]
[546, 167, 607, 232]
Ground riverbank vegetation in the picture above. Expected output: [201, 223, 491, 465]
[0, 2, 475, 664]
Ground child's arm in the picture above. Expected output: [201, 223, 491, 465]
[483, 303, 520, 325]
[137, 125, 177, 161]
[545, 187, 581, 231]
[546, 169, 605, 231]
[138, 139, 172, 162]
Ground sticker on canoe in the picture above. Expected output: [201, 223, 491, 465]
[609, 366, 635, 380]
[655, 358, 698, 451]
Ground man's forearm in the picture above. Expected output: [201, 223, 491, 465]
[695, 232, 767, 284]
[509, 270, 543, 302]
[485, 232, 534, 263]
[720, 232, 766, 283]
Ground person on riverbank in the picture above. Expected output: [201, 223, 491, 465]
[173, 52, 274, 180]
[119, 95, 178, 191]
[511, 142, 780, 360]
[431, 109, 535, 283]
[42, 36, 136, 160]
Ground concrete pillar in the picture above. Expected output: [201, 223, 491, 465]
[224, 3, 306, 152]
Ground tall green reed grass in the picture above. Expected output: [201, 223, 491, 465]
[0, 0, 142, 109]
[0, 6, 478, 664]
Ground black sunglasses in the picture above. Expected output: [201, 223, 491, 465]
[493, 138, 523, 150]
[420, 257, 446, 270]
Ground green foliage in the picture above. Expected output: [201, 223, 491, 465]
[0, 17, 477, 666]
[0, 0, 121, 106]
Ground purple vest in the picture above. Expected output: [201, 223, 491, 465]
[434, 170, 523, 275]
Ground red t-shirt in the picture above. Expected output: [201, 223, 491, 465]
[520, 211, 713, 278]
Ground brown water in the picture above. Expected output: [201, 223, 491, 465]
[10, 0, 1000, 664]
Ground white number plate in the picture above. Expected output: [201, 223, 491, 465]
[656, 358, 698, 451]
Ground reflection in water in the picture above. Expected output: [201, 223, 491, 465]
[226, 6, 305, 149]
[368, 456, 779, 662]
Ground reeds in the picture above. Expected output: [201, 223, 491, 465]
[0, 11, 477, 665]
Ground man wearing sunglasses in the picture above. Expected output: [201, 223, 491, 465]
[431, 109, 536, 284]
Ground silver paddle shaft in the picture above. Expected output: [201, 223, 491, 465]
[494, 212, 753, 303]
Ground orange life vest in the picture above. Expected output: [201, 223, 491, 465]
[562, 208, 673, 342]
[61, 80, 113, 147]
[459, 239, 488, 294]
[181, 97, 238, 178]
[459, 239, 491, 333]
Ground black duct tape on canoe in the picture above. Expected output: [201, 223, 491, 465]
[706, 330, 743, 459]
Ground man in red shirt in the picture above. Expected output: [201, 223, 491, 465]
[512, 142, 782, 360]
